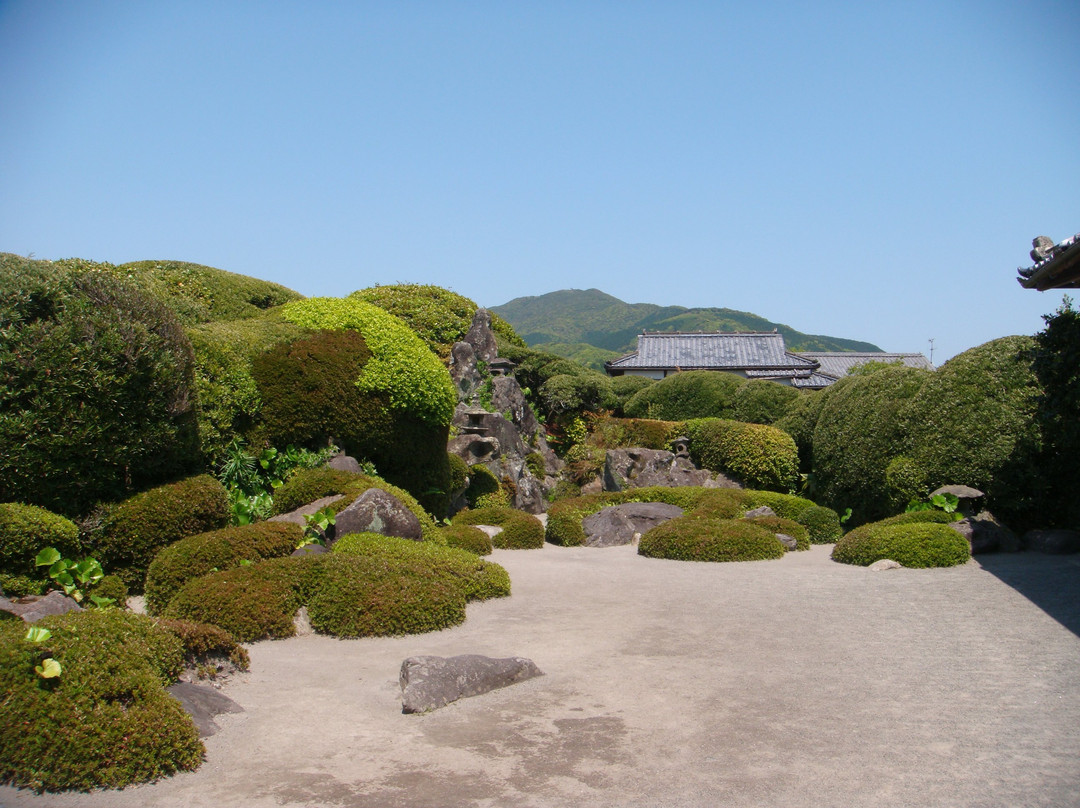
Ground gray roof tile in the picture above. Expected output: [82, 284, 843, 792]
[607, 332, 818, 371]
[795, 352, 933, 376]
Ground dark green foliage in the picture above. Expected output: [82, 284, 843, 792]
[89, 475, 230, 593]
[440, 524, 494, 555]
[144, 522, 303, 614]
[685, 418, 799, 492]
[0, 256, 201, 517]
[831, 520, 970, 568]
[900, 337, 1041, 531]
[465, 464, 503, 508]
[623, 371, 746, 421]
[0, 609, 202, 792]
[87, 574, 129, 607]
[609, 374, 655, 414]
[774, 390, 829, 473]
[524, 452, 546, 478]
[810, 365, 931, 525]
[638, 517, 786, 562]
[884, 456, 928, 513]
[740, 490, 817, 520]
[798, 505, 844, 543]
[743, 515, 809, 550]
[452, 507, 545, 549]
[732, 379, 801, 425]
[0, 503, 81, 589]
[539, 373, 617, 418]
[156, 619, 251, 672]
[448, 453, 470, 494]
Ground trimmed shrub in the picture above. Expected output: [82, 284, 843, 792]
[743, 515, 809, 550]
[0, 503, 81, 593]
[588, 414, 682, 450]
[88, 475, 230, 593]
[0, 609, 202, 792]
[144, 521, 303, 614]
[732, 379, 801, 425]
[638, 517, 786, 562]
[740, 490, 817, 521]
[156, 619, 251, 673]
[465, 464, 503, 508]
[774, 389, 829, 473]
[87, 574, 129, 607]
[831, 521, 970, 568]
[685, 418, 799, 492]
[798, 505, 844, 544]
[448, 453, 470, 495]
[453, 507, 545, 549]
[539, 373, 617, 418]
[623, 370, 745, 421]
[0, 257, 201, 517]
[440, 524, 494, 556]
[610, 374, 655, 415]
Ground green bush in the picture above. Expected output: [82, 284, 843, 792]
[440, 524, 494, 556]
[144, 521, 303, 614]
[638, 517, 786, 562]
[539, 373, 617, 418]
[0, 256, 201, 517]
[610, 374, 655, 415]
[465, 464, 503, 508]
[732, 379, 801, 425]
[798, 505, 844, 543]
[623, 370, 746, 421]
[831, 520, 970, 568]
[0, 503, 81, 592]
[588, 414, 683, 450]
[452, 507, 545, 549]
[774, 390, 829, 473]
[448, 453, 470, 495]
[88, 475, 230, 593]
[742, 515, 809, 550]
[156, 619, 251, 673]
[740, 490, 818, 521]
[685, 418, 799, 492]
[87, 574, 129, 607]
[0, 609, 202, 792]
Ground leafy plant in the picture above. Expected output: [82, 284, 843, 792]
[25, 626, 62, 679]
[298, 506, 337, 548]
[905, 492, 962, 520]
[34, 548, 112, 607]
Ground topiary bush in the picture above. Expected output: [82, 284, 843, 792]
[610, 374, 655, 416]
[440, 524, 494, 556]
[0, 503, 82, 596]
[623, 370, 746, 421]
[87, 475, 230, 594]
[774, 388, 830, 473]
[452, 507, 545, 549]
[465, 464, 503, 508]
[638, 517, 786, 562]
[0, 256, 202, 517]
[742, 515, 809, 551]
[87, 574, 129, 608]
[732, 379, 801, 425]
[0, 609, 202, 792]
[685, 418, 799, 492]
[144, 521, 303, 615]
[740, 490, 817, 521]
[798, 505, 844, 544]
[156, 619, 251, 675]
[831, 520, 970, 568]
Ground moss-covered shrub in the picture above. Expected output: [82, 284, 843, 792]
[156, 619, 251, 673]
[639, 517, 786, 562]
[88, 475, 230, 593]
[440, 524, 494, 556]
[798, 505, 844, 543]
[0, 503, 81, 593]
[87, 574, 129, 607]
[743, 515, 809, 550]
[685, 418, 799, 492]
[0, 256, 201, 517]
[831, 521, 970, 568]
[0, 609, 202, 792]
[465, 464, 503, 508]
[588, 415, 683, 450]
[452, 507, 545, 549]
[144, 521, 303, 614]
[623, 370, 746, 421]
[732, 379, 801, 425]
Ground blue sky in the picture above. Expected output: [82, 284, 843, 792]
[1, 1, 1077, 362]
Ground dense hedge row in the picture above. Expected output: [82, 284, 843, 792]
[685, 418, 799, 492]
[623, 370, 745, 421]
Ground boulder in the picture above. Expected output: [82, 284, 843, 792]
[333, 488, 422, 542]
[869, 559, 902, 571]
[950, 510, 1021, 554]
[603, 449, 732, 492]
[775, 533, 799, 551]
[449, 340, 484, 400]
[400, 654, 543, 714]
[269, 494, 344, 528]
[448, 433, 501, 464]
[291, 543, 328, 557]
[167, 681, 244, 737]
[0, 590, 83, 623]
[463, 309, 499, 364]
[327, 453, 363, 474]
[743, 506, 777, 519]
[582, 502, 685, 547]
[1023, 528, 1080, 555]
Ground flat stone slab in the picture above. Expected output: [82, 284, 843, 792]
[582, 502, 684, 547]
[167, 681, 244, 737]
[0, 590, 83, 622]
[400, 654, 543, 714]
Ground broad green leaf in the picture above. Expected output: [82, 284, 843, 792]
[35, 547, 61, 567]
[24, 627, 51, 643]
[89, 595, 115, 608]
[35, 658, 62, 679]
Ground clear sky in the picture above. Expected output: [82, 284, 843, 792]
[1, 1, 1077, 363]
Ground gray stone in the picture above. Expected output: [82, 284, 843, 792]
[0, 590, 83, 623]
[490, 375, 540, 439]
[269, 494, 344, 527]
[464, 309, 499, 364]
[776, 533, 799, 551]
[291, 543, 327, 557]
[743, 506, 777, 519]
[582, 502, 684, 547]
[951, 510, 1021, 554]
[327, 453, 363, 474]
[449, 341, 484, 400]
[931, 484, 984, 500]
[603, 448, 732, 492]
[293, 605, 313, 636]
[334, 488, 422, 542]
[580, 478, 604, 495]
[513, 472, 546, 515]
[448, 433, 501, 464]
[167, 681, 244, 737]
[400, 654, 543, 714]
[1023, 529, 1080, 555]
[869, 559, 903, 570]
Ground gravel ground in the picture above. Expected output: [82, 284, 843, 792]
[3, 543, 1079, 808]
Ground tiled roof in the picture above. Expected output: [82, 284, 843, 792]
[791, 372, 842, 389]
[606, 332, 818, 372]
[796, 352, 934, 376]
[1018, 232, 1080, 291]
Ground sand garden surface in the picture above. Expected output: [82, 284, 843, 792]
[3, 543, 1079, 808]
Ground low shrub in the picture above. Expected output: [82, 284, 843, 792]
[587, 415, 682, 450]
[685, 418, 799, 492]
[623, 370, 745, 421]
[0, 609, 202, 792]
[798, 505, 844, 543]
[439, 524, 494, 556]
[740, 490, 817, 521]
[743, 515, 809, 550]
[156, 619, 251, 673]
[465, 464, 503, 508]
[832, 520, 970, 568]
[88, 475, 230, 593]
[87, 574, 129, 607]
[144, 522, 303, 615]
[0, 503, 81, 592]
[448, 453, 470, 495]
[638, 517, 786, 562]
[452, 507, 545, 549]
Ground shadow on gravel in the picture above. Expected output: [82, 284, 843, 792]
[976, 552, 1080, 639]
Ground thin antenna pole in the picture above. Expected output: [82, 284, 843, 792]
[929, 338, 935, 366]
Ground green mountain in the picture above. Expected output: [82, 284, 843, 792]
[492, 288, 882, 369]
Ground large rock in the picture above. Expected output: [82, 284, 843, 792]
[950, 510, 1021, 554]
[449, 340, 484, 400]
[0, 590, 83, 623]
[603, 449, 733, 492]
[400, 654, 543, 714]
[269, 494, 344, 528]
[327, 453, 363, 474]
[582, 502, 685, 547]
[333, 488, 422, 542]
[463, 309, 499, 364]
[1023, 528, 1080, 555]
[167, 682, 244, 737]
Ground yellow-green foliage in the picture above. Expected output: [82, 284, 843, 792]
[685, 418, 799, 492]
[144, 522, 304, 614]
[0, 609, 202, 792]
[452, 507, 545, 549]
[832, 518, 970, 568]
[639, 517, 786, 562]
[89, 475, 230, 593]
[798, 505, 844, 543]
[623, 370, 746, 420]
[439, 523, 494, 555]
[0, 504, 81, 596]
[588, 415, 683, 450]
[278, 297, 456, 427]
[732, 379, 801, 425]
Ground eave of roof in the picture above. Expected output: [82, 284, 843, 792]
[1018, 233, 1080, 291]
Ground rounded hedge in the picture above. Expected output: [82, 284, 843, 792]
[440, 524, 494, 556]
[0, 609, 202, 792]
[623, 370, 746, 421]
[732, 379, 801, 425]
[638, 517, 786, 562]
[743, 515, 810, 550]
[685, 418, 799, 492]
[452, 507, 545, 549]
[156, 618, 251, 675]
[144, 521, 303, 615]
[831, 520, 970, 568]
[798, 505, 844, 543]
[88, 475, 230, 593]
[0, 503, 81, 594]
